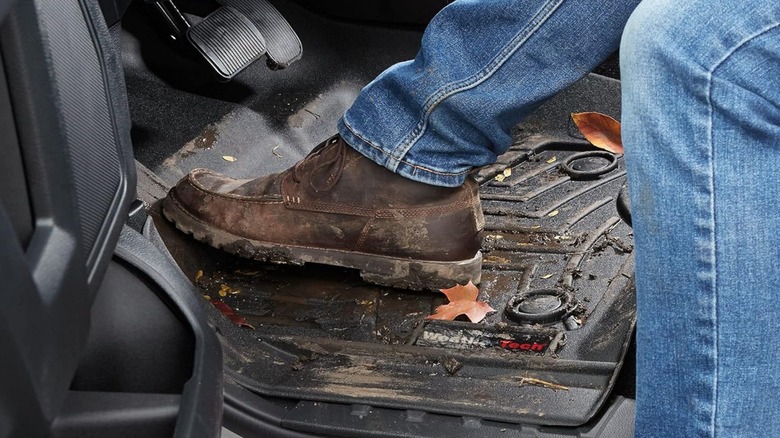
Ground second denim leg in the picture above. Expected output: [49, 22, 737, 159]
[339, 0, 641, 187]
[622, 0, 780, 436]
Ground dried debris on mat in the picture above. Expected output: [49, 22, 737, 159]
[517, 377, 569, 391]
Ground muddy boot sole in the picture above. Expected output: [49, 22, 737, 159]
[162, 196, 482, 290]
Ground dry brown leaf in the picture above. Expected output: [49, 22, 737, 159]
[571, 112, 623, 154]
[426, 281, 495, 323]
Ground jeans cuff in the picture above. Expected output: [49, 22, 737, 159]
[337, 117, 469, 188]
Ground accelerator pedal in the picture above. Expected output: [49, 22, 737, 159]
[187, 6, 267, 80]
[217, 0, 302, 69]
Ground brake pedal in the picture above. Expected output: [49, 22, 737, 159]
[187, 6, 267, 80]
[148, 0, 302, 79]
[217, 0, 302, 69]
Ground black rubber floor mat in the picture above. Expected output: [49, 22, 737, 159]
[152, 74, 634, 426]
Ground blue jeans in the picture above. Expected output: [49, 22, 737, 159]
[622, 1, 780, 437]
[339, 0, 780, 436]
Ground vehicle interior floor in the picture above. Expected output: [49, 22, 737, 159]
[121, 0, 423, 185]
[119, 0, 635, 430]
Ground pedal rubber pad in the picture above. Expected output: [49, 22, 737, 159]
[218, 0, 302, 69]
[187, 6, 267, 80]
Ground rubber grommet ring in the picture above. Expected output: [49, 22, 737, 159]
[561, 151, 618, 180]
[505, 289, 575, 324]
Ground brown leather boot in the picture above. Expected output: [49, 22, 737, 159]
[162, 136, 484, 290]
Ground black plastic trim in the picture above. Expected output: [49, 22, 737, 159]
[0, 4, 94, 432]
[115, 225, 223, 438]
[77, 0, 137, 287]
[223, 379, 320, 438]
[0, 0, 136, 296]
[70, 258, 196, 395]
[50, 391, 180, 438]
[0, 52, 32, 248]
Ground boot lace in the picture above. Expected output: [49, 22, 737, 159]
[291, 136, 347, 191]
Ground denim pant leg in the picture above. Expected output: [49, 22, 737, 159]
[622, 1, 780, 436]
[338, 0, 640, 187]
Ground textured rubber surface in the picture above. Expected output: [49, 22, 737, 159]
[281, 396, 635, 438]
[39, 0, 134, 270]
[219, 0, 302, 68]
[187, 6, 267, 80]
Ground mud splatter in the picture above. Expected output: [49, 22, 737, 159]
[182, 126, 218, 158]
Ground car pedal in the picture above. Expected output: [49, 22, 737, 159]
[186, 6, 267, 80]
[217, 0, 302, 69]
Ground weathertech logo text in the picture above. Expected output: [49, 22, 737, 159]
[419, 330, 550, 354]
[498, 340, 547, 352]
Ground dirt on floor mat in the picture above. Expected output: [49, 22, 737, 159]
[150, 74, 635, 426]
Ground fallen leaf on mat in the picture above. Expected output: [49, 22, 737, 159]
[493, 168, 512, 182]
[222, 155, 237, 162]
[571, 112, 623, 154]
[426, 281, 495, 323]
[211, 300, 255, 329]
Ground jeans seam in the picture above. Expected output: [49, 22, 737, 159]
[705, 21, 780, 436]
[342, 117, 472, 177]
[704, 60, 719, 438]
[386, 0, 566, 170]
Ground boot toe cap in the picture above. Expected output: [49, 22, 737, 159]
[164, 169, 241, 223]
[187, 168, 253, 194]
